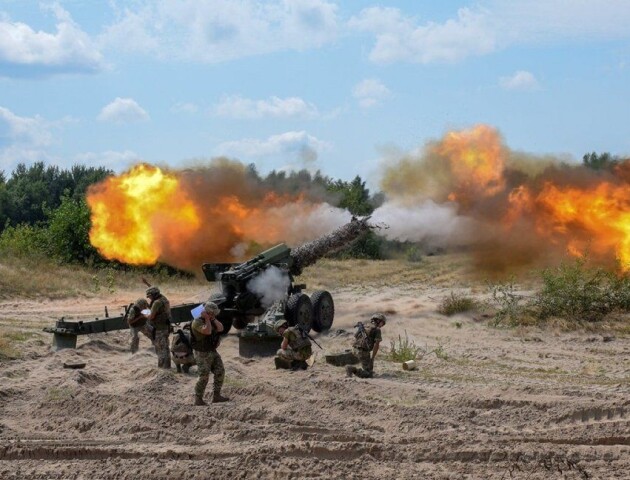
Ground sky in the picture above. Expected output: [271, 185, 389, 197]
[1, 0, 630, 184]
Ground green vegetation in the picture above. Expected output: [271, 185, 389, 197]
[437, 291, 478, 316]
[389, 331, 423, 362]
[489, 258, 630, 327]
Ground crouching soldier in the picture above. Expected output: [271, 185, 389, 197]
[191, 302, 229, 405]
[171, 326, 195, 373]
[346, 313, 386, 378]
[126, 298, 151, 354]
[273, 319, 312, 370]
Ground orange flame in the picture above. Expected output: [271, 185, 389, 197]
[87, 164, 200, 265]
[435, 124, 506, 202]
[507, 181, 630, 270]
[86, 163, 336, 270]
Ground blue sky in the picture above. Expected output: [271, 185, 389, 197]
[1, 0, 629, 184]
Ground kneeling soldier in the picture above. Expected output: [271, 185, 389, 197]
[274, 319, 312, 370]
[346, 313, 386, 378]
[191, 302, 229, 405]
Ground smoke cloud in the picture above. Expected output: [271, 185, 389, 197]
[247, 266, 291, 308]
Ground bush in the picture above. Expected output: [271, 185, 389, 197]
[389, 331, 423, 362]
[45, 195, 100, 263]
[489, 258, 630, 327]
[437, 292, 477, 316]
[534, 259, 623, 322]
[0, 223, 48, 257]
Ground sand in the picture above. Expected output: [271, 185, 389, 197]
[0, 282, 628, 479]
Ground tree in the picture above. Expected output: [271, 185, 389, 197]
[582, 152, 619, 171]
[45, 194, 99, 263]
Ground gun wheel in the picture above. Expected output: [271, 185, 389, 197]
[285, 293, 313, 333]
[311, 290, 334, 332]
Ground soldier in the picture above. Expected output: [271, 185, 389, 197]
[126, 298, 151, 354]
[273, 319, 312, 370]
[346, 313, 386, 378]
[191, 302, 229, 405]
[146, 286, 172, 369]
[171, 326, 195, 373]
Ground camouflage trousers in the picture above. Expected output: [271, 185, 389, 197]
[353, 348, 374, 378]
[153, 330, 171, 369]
[276, 346, 312, 362]
[194, 350, 225, 397]
[130, 324, 152, 354]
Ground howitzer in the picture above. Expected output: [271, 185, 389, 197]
[44, 217, 372, 353]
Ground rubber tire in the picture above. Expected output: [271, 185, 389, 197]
[311, 290, 334, 332]
[285, 293, 313, 333]
[217, 316, 232, 335]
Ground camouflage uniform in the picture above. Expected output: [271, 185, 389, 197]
[171, 329, 195, 373]
[191, 317, 225, 400]
[351, 323, 382, 378]
[276, 326, 312, 362]
[126, 304, 152, 354]
[149, 294, 171, 369]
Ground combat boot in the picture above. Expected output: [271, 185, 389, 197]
[176, 363, 182, 373]
[212, 391, 229, 403]
[194, 395, 207, 406]
[346, 365, 356, 377]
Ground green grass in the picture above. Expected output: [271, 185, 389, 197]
[388, 331, 423, 362]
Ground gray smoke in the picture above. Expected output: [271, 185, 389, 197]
[247, 266, 291, 308]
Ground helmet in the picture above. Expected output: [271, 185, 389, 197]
[204, 302, 220, 314]
[274, 319, 288, 332]
[146, 286, 160, 297]
[370, 313, 386, 325]
[134, 298, 149, 310]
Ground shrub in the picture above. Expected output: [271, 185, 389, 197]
[389, 331, 423, 362]
[0, 223, 48, 257]
[437, 292, 477, 316]
[534, 259, 621, 322]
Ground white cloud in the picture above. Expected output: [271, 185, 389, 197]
[0, 4, 104, 77]
[0, 106, 57, 170]
[97, 98, 150, 123]
[214, 95, 319, 119]
[349, 1, 630, 65]
[349, 6, 495, 64]
[74, 150, 142, 172]
[352, 79, 391, 108]
[0, 107, 53, 147]
[99, 0, 339, 63]
[216, 131, 330, 163]
[499, 70, 540, 91]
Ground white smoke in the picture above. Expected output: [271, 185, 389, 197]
[247, 265, 291, 308]
[371, 199, 473, 244]
[240, 202, 353, 246]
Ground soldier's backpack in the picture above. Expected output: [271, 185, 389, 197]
[171, 328, 193, 355]
[353, 322, 373, 351]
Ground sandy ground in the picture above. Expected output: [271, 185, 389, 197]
[0, 281, 629, 479]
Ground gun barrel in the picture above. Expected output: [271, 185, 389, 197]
[289, 217, 372, 276]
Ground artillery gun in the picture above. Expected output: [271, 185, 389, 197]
[44, 217, 372, 355]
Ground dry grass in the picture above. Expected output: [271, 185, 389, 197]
[301, 253, 475, 291]
[0, 329, 41, 360]
[0, 256, 200, 300]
